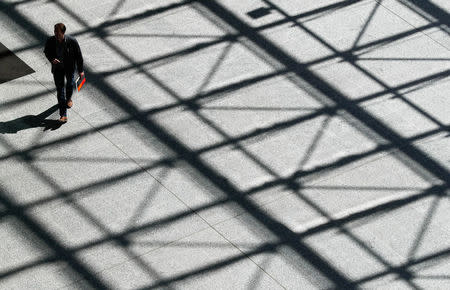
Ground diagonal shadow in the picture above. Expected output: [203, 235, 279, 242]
[0, 183, 110, 289]
[406, 194, 443, 261]
[298, 114, 333, 170]
[1, 0, 449, 289]
[260, 0, 450, 137]
[415, 274, 450, 280]
[46, 1, 358, 287]
[2, 184, 445, 285]
[196, 0, 450, 288]
[1, 67, 446, 165]
[0, 131, 176, 289]
[111, 33, 223, 39]
[352, 0, 383, 48]
[358, 57, 450, 61]
[108, 0, 126, 16]
[125, 167, 170, 228]
[195, 41, 235, 95]
[201, 105, 319, 112]
[355, 247, 450, 285]
[247, 0, 450, 182]
[246, 255, 275, 290]
[401, 0, 450, 28]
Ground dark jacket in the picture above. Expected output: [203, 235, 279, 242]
[44, 35, 83, 74]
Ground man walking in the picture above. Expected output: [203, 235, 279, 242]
[44, 23, 84, 122]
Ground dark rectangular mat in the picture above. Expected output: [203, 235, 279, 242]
[0, 41, 35, 84]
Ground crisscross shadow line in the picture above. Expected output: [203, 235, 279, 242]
[0, 185, 109, 289]
[1, 0, 448, 288]
[401, 0, 450, 28]
[200, 0, 450, 183]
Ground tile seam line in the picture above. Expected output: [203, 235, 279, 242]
[56, 226, 224, 290]
[67, 108, 287, 289]
[43, 0, 354, 283]
[211, 149, 423, 221]
[13, 0, 217, 256]
[257, 0, 450, 134]
[24, 102, 269, 289]
[68, 223, 287, 290]
[194, 1, 450, 185]
[1, 66, 445, 163]
[199, 0, 450, 184]
[74, 29, 355, 290]
[196, 147, 422, 229]
[2, 26, 446, 223]
[5, 1, 432, 288]
[8, 0, 424, 239]
[3, 51, 236, 287]
[0, 2, 279, 289]
[374, 0, 450, 51]
[0, 185, 111, 290]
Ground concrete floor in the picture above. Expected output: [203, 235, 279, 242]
[0, 0, 449, 289]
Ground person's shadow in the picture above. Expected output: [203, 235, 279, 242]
[0, 105, 63, 134]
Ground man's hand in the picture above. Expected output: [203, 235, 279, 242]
[51, 59, 61, 65]
[79, 71, 85, 77]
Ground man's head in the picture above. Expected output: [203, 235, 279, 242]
[54, 23, 66, 42]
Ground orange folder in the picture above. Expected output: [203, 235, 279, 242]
[76, 75, 86, 91]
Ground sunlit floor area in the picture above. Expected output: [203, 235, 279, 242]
[0, 0, 449, 289]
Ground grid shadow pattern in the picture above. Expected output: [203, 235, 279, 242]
[0, 0, 449, 289]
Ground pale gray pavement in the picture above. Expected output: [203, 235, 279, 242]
[0, 0, 449, 289]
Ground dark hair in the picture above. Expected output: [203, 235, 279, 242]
[54, 23, 66, 33]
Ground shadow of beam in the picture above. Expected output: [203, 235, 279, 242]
[0, 185, 110, 289]
[47, 0, 360, 286]
[198, 0, 450, 185]
[85, 71, 355, 289]
[355, 247, 450, 284]
[1, 183, 446, 286]
[402, 0, 450, 28]
[1, 0, 449, 288]
[1, 67, 447, 165]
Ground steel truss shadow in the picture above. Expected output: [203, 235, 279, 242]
[0, 0, 449, 289]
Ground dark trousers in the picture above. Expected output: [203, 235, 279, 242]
[53, 69, 75, 117]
